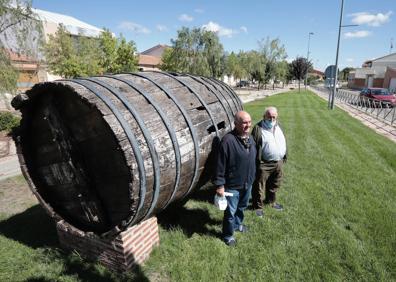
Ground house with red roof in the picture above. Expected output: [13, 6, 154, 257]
[138, 44, 169, 71]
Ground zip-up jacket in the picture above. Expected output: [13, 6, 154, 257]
[213, 130, 257, 189]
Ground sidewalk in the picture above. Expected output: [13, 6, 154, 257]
[309, 87, 396, 144]
[236, 87, 290, 104]
[0, 154, 21, 181]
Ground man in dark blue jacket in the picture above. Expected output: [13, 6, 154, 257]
[213, 111, 256, 246]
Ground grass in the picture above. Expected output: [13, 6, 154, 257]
[0, 90, 395, 281]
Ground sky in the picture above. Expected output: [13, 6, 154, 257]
[31, 0, 395, 72]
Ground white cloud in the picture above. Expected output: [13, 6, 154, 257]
[344, 30, 371, 38]
[156, 24, 168, 32]
[240, 26, 248, 33]
[349, 11, 392, 27]
[194, 8, 204, 13]
[346, 58, 354, 62]
[202, 21, 237, 38]
[118, 21, 151, 34]
[179, 14, 193, 22]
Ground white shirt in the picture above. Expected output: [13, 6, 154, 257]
[261, 124, 286, 161]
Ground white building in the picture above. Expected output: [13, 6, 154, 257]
[1, 6, 105, 89]
[348, 52, 396, 91]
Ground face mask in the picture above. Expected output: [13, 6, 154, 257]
[264, 120, 275, 129]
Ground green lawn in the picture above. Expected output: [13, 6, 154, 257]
[0, 90, 395, 281]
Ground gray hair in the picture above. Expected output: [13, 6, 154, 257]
[264, 106, 278, 117]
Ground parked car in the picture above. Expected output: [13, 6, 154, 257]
[359, 87, 396, 107]
[236, 80, 250, 87]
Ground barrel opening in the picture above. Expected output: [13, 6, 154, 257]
[206, 121, 226, 134]
[217, 121, 226, 130]
[20, 83, 132, 233]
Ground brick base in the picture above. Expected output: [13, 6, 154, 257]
[56, 217, 160, 271]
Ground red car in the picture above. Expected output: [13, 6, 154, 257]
[359, 88, 396, 107]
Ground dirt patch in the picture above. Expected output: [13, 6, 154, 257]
[0, 175, 38, 218]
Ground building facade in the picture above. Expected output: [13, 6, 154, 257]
[348, 52, 396, 91]
[2, 7, 105, 93]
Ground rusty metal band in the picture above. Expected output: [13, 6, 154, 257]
[204, 77, 240, 113]
[126, 72, 200, 197]
[101, 75, 181, 210]
[211, 78, 243, 109]
[184, 74, 234, 127]
[81, 77, 161, 222]
[150, 71, 220, 138]
[70, 79, 147, 224]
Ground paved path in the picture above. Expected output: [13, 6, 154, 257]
[236, 87, 289, 104]
[0, 154, 21, 181]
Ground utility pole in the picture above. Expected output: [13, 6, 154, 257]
[304, 32, 314, 90]
[330, 0, 344, 110]
[329, 0, 358, 110]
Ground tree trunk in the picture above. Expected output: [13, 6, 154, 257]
[298, 80, 301, 92]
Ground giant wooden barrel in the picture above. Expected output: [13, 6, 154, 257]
[12, 71, 242, 236]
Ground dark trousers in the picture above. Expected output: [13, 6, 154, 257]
[252, 160, 283, 209]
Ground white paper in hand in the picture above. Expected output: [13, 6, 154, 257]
[214, 192, 234, 210]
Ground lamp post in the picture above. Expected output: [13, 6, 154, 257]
[305, 32, 314, 90]
[329, 0, 358, 109]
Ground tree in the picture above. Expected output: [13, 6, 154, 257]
[0, 49, 18, 93]
[98, 28, 118, 73]
[161, 47, 177, 72]
[113, 35, 138, 73]
[43, 24, 83, 78]
[224, 51, 235, 77]
[77, 35, 102, 76]
[236, 51, 250, 82]
[290, 57, 312, 92]
[202, 30, 224, 77]
[259, 37, 287, 89]
[0, 0, 42, 93]
[44, 26, 138, 78]
[275, 60, 289, 88]
[160, 27, 224, 77]
[247, 51, 266, 89]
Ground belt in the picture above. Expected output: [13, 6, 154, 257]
[262, 159, 280, 164]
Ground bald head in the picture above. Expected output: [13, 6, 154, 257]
[234, 111, 252, 136]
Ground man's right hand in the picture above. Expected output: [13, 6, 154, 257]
[216, 186, 225, 196]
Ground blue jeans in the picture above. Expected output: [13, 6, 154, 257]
[222, 185, 252, 241]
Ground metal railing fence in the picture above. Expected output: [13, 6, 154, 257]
[311, 86, 396, 126]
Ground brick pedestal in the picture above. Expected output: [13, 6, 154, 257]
[56, 217, 159, 271]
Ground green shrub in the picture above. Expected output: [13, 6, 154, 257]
[0, 111, 20, 133]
